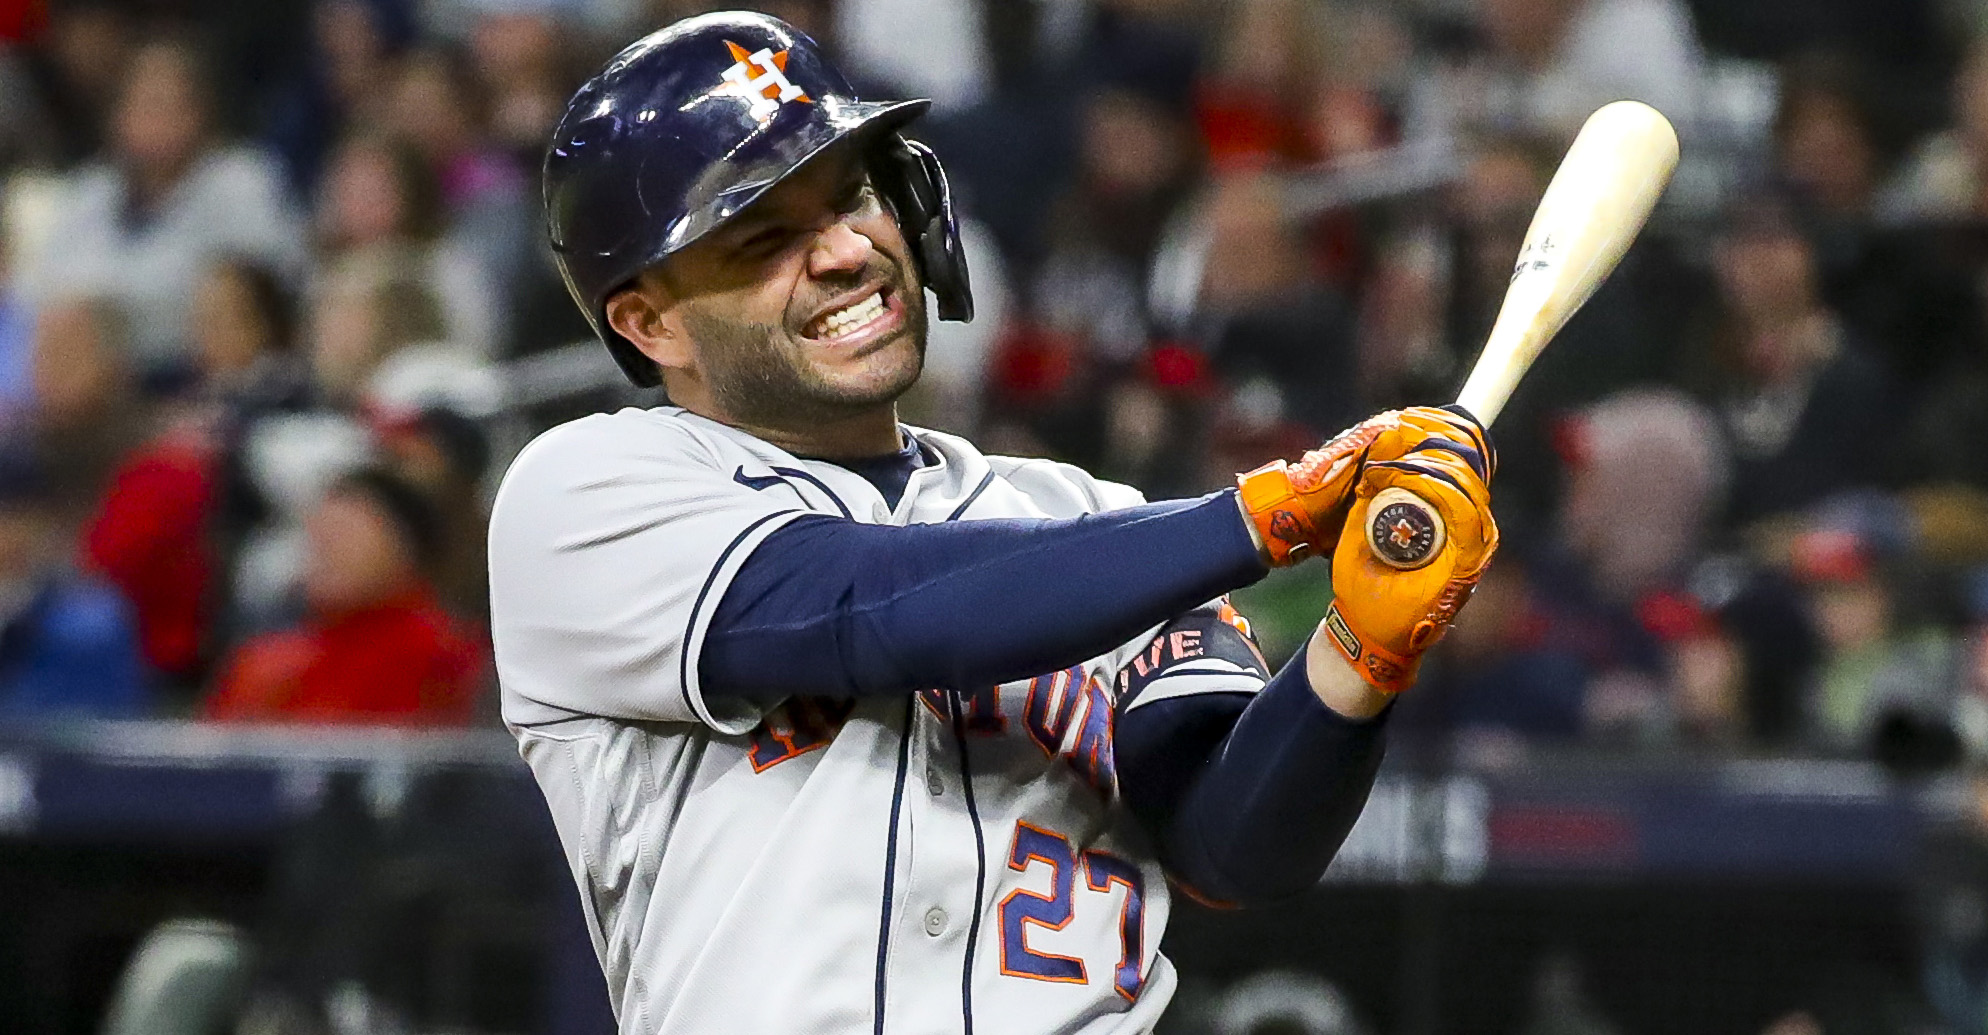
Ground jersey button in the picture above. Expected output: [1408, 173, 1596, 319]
[924, 907, 948, 937]
[925, 767, 944, 797]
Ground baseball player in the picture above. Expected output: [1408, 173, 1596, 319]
[489, 12, 1498, 1034]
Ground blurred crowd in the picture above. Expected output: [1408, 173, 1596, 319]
[0, 0, 1987, 773]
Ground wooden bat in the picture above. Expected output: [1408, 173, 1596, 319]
[1368, 101, 1679, 570]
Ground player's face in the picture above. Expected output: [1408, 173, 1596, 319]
[651, 149, 928, 432]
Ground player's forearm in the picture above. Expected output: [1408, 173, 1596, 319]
[700, 491, 1268, 700]
[1120, 648, 1389, 906]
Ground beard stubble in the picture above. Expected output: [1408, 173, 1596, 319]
[681, 258, 929, 432]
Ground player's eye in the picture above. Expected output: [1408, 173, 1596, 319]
[737, 226, 796, 257]
[837, 180, 875, 216]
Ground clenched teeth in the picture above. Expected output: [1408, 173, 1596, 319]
[812, 291, 887, 340]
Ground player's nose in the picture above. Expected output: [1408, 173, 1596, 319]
[808, 222, 875, 279]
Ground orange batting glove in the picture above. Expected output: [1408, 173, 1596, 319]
[1236, 405, 1494, 567]
[1319, 445, 1499, 694]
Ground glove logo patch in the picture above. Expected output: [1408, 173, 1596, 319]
[1323, 603, 1362, 662]
[1370, 498, 1438, 569]
[1364, 653, 1407, 687]
[1268, 508, 1306, 547]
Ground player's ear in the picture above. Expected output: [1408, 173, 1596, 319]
[606, 275, 694, 372]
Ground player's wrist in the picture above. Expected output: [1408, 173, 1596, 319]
[1303, 629, 1395, 719]
[1231, 486, 1274, 566]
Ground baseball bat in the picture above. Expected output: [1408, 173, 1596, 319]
[1367, 101, 1679, 570]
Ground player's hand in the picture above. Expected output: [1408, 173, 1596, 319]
[1236, 405, 1493, 567]
[1318, 444, 1499, 694]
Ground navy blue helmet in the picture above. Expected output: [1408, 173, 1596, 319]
[543, 11, 973, 387]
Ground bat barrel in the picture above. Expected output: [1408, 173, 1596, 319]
[1452, 101, 1680, 430]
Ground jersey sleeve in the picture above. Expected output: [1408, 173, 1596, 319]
[1115, 598, 1272, 712]
[980, 453, 1270, 704]
[488, 413, 812, 733]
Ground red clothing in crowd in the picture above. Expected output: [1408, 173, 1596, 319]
[0, 0, 46, 43]
[80, 430, 218, 681]
[205, 588, 485, 725]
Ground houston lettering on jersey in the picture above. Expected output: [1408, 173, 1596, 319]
[747, 697, 856, 772]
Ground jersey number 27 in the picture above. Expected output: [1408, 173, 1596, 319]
[999, 821, 1145, 1001]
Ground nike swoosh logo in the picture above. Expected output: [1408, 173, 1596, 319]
[734, 467, 787, 491]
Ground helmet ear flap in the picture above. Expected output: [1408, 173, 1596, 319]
[872, 136, 973, 323]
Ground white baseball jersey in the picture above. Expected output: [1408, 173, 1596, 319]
[489, 406, 1263, 1035]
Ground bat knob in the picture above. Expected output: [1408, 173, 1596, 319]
[1367, 486, 1446, 571]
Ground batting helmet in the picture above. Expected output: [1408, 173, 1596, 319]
[543, 11, 974, 388]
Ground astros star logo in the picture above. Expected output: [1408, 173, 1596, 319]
[1387, 516, 1420, 550]
[720, 41, 811, 122]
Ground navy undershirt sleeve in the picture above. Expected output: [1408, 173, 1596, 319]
[700, 491, 1268, 700]
[1115, 651, 1390, 906]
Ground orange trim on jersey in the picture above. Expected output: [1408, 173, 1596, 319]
[1083, 851, 1145, 1003]
[747, 734, 830, 773]
[1165, 872, 1239, 911]
[997, 820, 1089, 984]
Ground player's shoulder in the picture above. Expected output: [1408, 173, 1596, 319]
[492, 407, 736, 510]
[502, 407, 710, 477]
[975, 448, 1146, 515]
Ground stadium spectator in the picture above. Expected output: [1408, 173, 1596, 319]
[76, 389, 218, 693]
[1880, 34, 1988, 226]
[1194, 0, 1389, 171]
[990, 81, 1202, 479]
[1791, 525, 1960, 753]
[1560, 391, 1730, 613]
[380, 45, 533, 325]
[1407, 390, 1746, 746]
[921, 0, 1080, 276]
[1355, 228, 1451, 417]
[205, 468, 485, 725]
[838, 0, 988, 113]
[21, 34, 305, 382]
[262, 0, 413, 196]
[373, 405, 491, 620]
[0, 0, 134, 168]
[71, 258, 315, 694]
[465, 6, 572, 160]
[1558, 390, 1745, 744]
[306, 254, 451, 404]
[191, 258, 310, 410]
[29, 295, 147, 516]
[1395, 556, 1592, 744]
[1689, 204, 1897, 527]
[190, 256, 434, 632]
[1199, 170, 1360, 475]
[188, 258, 323, 640]
[1773, 56, 1899, 222]
[1404, 0, 1706, 142]
[316, 130, 502, 355]
[0, 450, 149, 720]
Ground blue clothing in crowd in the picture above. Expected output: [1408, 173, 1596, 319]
[0, 293, 32, 412]
[0, 577, 151, 719]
